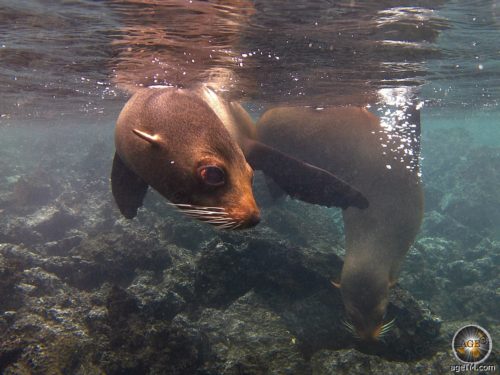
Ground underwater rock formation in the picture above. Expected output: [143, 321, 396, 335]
[0, 235, 442, 374]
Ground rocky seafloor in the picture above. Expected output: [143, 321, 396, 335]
[0, 122, 498, 374]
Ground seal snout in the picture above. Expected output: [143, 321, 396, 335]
[247, 211, 261, 227]
[240, 209, 261, 229]
[229, 206, 261, 230]
[354, 317, 396, 342]
[356, 324, 383, 342]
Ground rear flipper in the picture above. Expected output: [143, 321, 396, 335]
[111, 153, 149, 218]
[242, 139, 369, 210]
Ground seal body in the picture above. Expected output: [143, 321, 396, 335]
[112, 86, 260, 229]
[257, 106, 424, 340]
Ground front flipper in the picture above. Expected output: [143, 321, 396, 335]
[111, 153, 149, 218]
[242, 139, 369, 210]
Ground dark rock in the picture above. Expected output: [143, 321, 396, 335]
[311, 349, 454, 375]
[0, 251, 25, 312]
[194, 236, 336, 308]
[43, 235, 84, 256]
[0, 338, 25, 373]
[47, 230, 172, 290]
[16, 205, 81, 243]
[198, 291, 309, 375]
[401, 236, 500, 323]
[106, 285, 140, 324]
[420, 210, 481, 248]
[11, 170, 58, 208]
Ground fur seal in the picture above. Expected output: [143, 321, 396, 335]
[112, 86, 368, 229]
[256, 105, 424, 340]
[112, 86, 260, 229]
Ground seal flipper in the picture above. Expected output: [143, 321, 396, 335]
[111, 153, 149, 218]
[242, 139, 369, 210]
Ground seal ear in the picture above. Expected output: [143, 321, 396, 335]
[241, 139, 369, 210]
[111, 153, 149, 219]
[132, 129, 161, 145]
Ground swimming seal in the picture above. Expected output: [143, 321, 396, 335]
[257, 105, 424, 340]
[111, 86, 368, 229]
[112, 86, 260, 230]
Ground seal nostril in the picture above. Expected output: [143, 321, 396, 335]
[248, 212, 261, 227]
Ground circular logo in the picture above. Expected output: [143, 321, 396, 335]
[452, 324, 492, 364]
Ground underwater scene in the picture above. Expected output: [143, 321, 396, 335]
[0, 0, 499, 374]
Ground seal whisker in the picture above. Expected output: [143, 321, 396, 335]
[168, 203, 239, 228]
[382, 318, 396, 329]
[189, 205, 226, 211]
[168, 203, 230, 219]
[231, 222, 243, 230]
[198, 218, 230, 224]
[378, 318, 396, 337]
[341, 319, 355, 334]
[172, 206, 222, 213]
[194, 206, 227, 211]
[169, 203, 226, 212]
[341, 319, 361, 340]
[180, 210, 229, 217]
[181, 215, 230, 223]
[203, 218, 232, 224]
[215, 221, 237, 230]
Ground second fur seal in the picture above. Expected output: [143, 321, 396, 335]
[257, 105, 424, 340]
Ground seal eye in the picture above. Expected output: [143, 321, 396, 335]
[198, 165, 225, 186]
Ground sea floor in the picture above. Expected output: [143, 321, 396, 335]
[0, 118, 498, 374]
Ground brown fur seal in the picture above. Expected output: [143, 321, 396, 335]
[112, 86, 368, 229]
[112, 86, 260, 229]
[257, 105, 424, 340]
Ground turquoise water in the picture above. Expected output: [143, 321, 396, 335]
[0, 1, 499, 374]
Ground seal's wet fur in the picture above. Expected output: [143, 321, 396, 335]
[257, 106, 423, 340]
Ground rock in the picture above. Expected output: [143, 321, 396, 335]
[198, 291, 309, 375]
[11, 170, 58, 208]
[311, 349, 454, 375]
[43, 235, 84, 256]
[420, 210, 481, 248]
[14, 205, 80, 243]
[401, 236, 500, 323]
[193, 235, 337, 308]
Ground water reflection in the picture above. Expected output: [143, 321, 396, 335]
[1, 0, 499, 122]
[111, 0, 448, 105]
[0, 0, 455, 121]
[110, 0, 255, 93]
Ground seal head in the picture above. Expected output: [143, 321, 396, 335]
[112, 87, 260, 230]
[338, 268, 390, 341]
